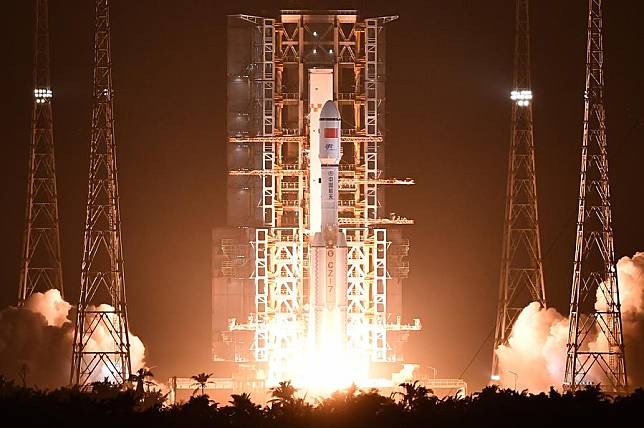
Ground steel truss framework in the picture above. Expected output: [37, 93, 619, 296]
[230, 226, 420, 382]
[491, 0, 546, 380]
[222, 11, 419, 379]
[71, 0, 132, 387]
[563, 0, 627, 393]
[18, 0, 64, 305]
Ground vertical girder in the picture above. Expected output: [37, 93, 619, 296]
[363, 18, 379, 221]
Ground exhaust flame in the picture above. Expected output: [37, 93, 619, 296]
[260, 310, 370, 396]
[297, 309, 369, 395]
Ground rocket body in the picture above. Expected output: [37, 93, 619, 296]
[308, 69, 333, 234]
[318, 101, 342, 229]
[309, 101, 348, 352]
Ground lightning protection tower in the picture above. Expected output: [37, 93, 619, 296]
[491, 0, 546, 382]
[563, 0, 627, 394]
[71, 0, 132, 387]
[18, 0, 64, 306]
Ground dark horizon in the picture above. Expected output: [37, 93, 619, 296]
[1, 0, 643, 391]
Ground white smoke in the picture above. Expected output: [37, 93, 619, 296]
[23, 289, 72, 327]
[495, 252, 644, 391]
[80, 303, 146, 384]
[0, 289, 146, 388]
[613, 253, 644, 386]
[495, 302, 568, 391]
[0, 290, 74, 388]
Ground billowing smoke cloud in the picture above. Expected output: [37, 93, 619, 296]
[495, 252, 644, 392]
[612, 253, 644, 386]
[23, 288, 72, 327]
[80, 303, 146, 384]
[0, 289, 146, 389]
[495, 302, 568, 391]
[0, 290, 74, 388]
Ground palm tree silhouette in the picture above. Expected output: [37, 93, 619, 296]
[190, 372, 212, 396]
[395, 381, 433, 411]
[90, 377, 122, 399]
[269, 380, 297, 406]
[228, 392, 261, 417]
[131, 367, 155, 395]
[267, 380, 312, 418]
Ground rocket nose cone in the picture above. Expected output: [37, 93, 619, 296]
[320, 100, 340, 120]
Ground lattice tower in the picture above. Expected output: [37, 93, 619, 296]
[491, 0, 546, 380]
[563, 0, 627, 394]
[18, 0, 64, 305]
[71, 0, 132, 387]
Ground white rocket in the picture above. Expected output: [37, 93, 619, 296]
[309, 100, 348, 352]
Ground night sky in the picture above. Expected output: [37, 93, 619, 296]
[1, 0, 643, 391]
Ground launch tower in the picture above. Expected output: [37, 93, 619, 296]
[213, 10, 419, 387]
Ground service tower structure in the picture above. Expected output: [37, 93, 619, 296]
[213, 10, 420, 387]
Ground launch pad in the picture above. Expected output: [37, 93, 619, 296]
[212, 10, 421, 393]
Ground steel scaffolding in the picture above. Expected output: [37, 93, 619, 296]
[215, 11, 419, 383]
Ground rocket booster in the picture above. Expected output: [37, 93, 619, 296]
[309, 100, 348, 351]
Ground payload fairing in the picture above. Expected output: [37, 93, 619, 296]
[308, 101, 348, 353]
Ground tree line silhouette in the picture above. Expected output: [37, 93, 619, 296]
[1, 375, 642, 428]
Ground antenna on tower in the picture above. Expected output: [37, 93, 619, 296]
[563, 0, 627, 394]
[18, 0, 64, 306]
[71, 0, 132, 387]
[491, 0, 546, 383]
